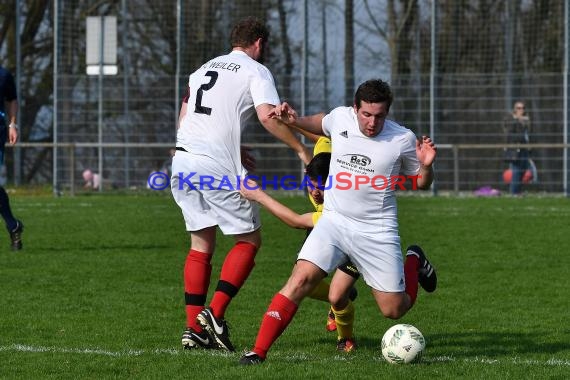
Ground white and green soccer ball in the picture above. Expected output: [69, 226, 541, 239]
[381, 324, 426, 364]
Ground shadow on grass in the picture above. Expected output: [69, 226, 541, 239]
[316, 330, 570, 359]
[427, 331, 570, 357]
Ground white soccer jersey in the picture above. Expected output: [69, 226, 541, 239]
[177, 50, 280, 177]
[321, 106, 420, 234]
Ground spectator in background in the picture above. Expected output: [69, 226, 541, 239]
[0, 64, 24, 251]
[82, 169, 101, 190]
[503, 100, 531, 195]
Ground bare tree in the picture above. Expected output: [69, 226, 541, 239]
[360, 0, 418, 81]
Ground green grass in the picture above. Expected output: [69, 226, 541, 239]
[0, 193, 569, 379]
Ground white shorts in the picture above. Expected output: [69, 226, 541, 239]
[170, 151, 261, 234]
[298, 212, 405, 292]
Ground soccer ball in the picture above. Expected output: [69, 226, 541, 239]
[381, 324, 426, 364]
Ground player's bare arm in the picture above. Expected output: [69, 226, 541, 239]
[256, 103, 312, 165]
[8, 100, 18, 145]
[291, 125, 322, 143]
[240, 178, 315, 229]
[268, 102, 326, 138]
[294, 113, 326, 136]
[416, 136, 436, 190]
[8, 127, 18, 145]
[267, 102, 298, 124]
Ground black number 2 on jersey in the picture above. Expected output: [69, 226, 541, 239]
[195, 71, 218, 115]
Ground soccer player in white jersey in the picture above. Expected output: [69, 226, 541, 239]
[171, 17, 311, 352]
[240, 79, 437, 364]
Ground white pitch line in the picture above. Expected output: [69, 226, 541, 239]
[1, 344, 569, 366]
[0, 344, 233, 358]
[0, 344, 160, 357]
[424, 355, 570, 366]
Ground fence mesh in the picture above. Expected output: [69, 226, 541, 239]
[0, 0, 567, 193]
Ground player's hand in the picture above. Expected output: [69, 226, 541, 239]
[240, 145, 257, 172]
[8, 127, 18, 145]
[416, 136, 436, 167]
[240, 178, 262, 200]
[267, 102, 298, 125]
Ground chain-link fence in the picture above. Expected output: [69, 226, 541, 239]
[0, 0, 568, 194]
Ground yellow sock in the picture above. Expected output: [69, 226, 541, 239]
[308, 279, 330, 302]
[332, 300, 355, 340]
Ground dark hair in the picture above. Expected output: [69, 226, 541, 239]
[354, 79, 393, 110]
[306, 152, 331, 182]
[513, 100, 525, 109]
[230, 17, 269, 48]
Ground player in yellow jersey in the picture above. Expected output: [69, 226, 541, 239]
[301, 131, 361, 350]
[240, 148, 359, 352]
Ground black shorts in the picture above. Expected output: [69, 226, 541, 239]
[337, 260, 360, 279]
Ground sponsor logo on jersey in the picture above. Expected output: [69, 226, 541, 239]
[340, 130, 348, 138]
[343, 154, 372, 167]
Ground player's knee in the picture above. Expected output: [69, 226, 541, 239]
[236, 230, 262, 249]
[284, 271, 323, 302]
[379, 303, 408, 319]
[290, 275, 314, 294]
[281, 277, 311, 303]
[373, 290, 410, 319]
[286, 261, 324, 293]
[328, 291, 349, 309]
[249, 231, 261, 249]
[382, 309, 404, 320]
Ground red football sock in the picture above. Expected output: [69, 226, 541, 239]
[404, 254, 420, 306]
[252, 293, 299, 359]
[210, 241, 257, 319]
[184, 249, 212, 330]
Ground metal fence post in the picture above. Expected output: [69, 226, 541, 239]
[15, 0, 22, 186]
[53, 0, 59, 197]
[69, 144, 75, 196]
[453, 144, 459, 195]
[562, 0, 570, 197]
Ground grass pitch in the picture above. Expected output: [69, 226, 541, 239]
[0, 193, 569, 379]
